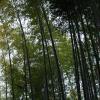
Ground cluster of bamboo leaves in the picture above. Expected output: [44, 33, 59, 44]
[0, 0, 75, 100]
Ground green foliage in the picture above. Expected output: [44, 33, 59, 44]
[0, 0, 75, 99]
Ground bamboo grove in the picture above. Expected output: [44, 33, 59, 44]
[0, 0, 100, 100]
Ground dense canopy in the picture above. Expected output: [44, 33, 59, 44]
[0, 0, 100, 100]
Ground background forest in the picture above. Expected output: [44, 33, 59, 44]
[0, 0, 100, 100]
